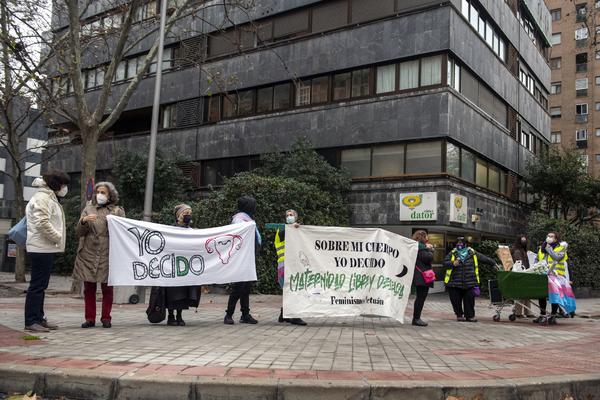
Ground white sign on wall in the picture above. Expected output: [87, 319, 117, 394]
[399, 192, 437, 221]
[449, 194, 468, 224]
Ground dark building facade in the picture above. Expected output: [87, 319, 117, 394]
[47, 0, 551, 287]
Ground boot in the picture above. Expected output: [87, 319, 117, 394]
[167, 315, 178, 326]
[224, 314, 234, 325]
[412, 318, 428, 327]
[240, 314, 258, 324]
[278, 308, 290, 323]
[81, 321, 95, 328]
[290, 318, 307, 326]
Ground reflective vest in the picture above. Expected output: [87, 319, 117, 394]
[538, 245, 568, 276]
[275, 229, 285, 288]
[445, 249, 479, 284]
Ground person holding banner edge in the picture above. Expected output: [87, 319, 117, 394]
[411, 230, 435, 327]
[443, 237, 495, 322]
[224, 196, 261, 325]
[274, 209, 307, 326]
[163, 204, 201, 326]
[74, 182, 125, 329]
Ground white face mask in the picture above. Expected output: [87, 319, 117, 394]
[56, 186, 68, 197]
[286, 215, 296, 224]
[96, 193, 108, 205]
[546, 236, 555, 244]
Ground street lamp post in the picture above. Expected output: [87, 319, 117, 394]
[142, 0, 168, 222]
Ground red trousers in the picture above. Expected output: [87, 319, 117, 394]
[84, 282, 113, 322]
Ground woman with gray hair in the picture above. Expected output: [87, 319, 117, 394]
[73, 181, 125, 328]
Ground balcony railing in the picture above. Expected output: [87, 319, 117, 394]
[576, 114, 589, 123]
[576, 63, 588, 72]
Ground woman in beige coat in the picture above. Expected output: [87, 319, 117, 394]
[73, 182, 125, 328]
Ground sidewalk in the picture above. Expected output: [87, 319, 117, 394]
[0, 277, 599, 399]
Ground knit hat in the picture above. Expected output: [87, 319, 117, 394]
[174, 203, 192, 221]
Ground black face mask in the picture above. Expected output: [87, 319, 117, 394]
[183, 215, 192, 225]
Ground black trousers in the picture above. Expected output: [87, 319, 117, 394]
[24, 253, 54, 326]
[226, 281, 253, 316]
[538, 298, 559, 315]
[412, 286, 429, 320]
[447, 287, 476, 319]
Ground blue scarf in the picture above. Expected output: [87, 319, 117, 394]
[456, 247, 469, 261]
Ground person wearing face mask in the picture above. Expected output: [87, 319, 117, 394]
[443, 237, 496, 322]
[534, 232, 576, 324]
[73, 182, 125, 329]
[224, 196, 261, 325]
[24, 170, 70, 332]
[159, 204, 201, 326]
[510, 234, 535, 318]
[274, 209, 307, 326]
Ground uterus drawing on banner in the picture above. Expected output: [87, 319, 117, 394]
[205, 234, 243, 264]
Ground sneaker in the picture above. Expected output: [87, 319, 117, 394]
[81, 321, 95, 329]
[167, 315, 178, 326]
[412, 318, 428, 327]
[240, 314, 258, 324]
[456, 316, 466, 322]
[40, 319, 58, 330]
[224, 314, 234, 325]
[25, 323, 50, 333]
[290, 318, 307, 326]
[466, 318, 478, 323]
[101, 320, 112, 329]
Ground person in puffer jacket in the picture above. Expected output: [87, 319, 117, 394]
[24, 171, 70, 332]
[443, 237, 495, 323]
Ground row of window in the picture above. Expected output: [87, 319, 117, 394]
[79, 0, 159, 37]
[340, 140, 511, 196]
[50, 48, 174, 94]
[551, 128, 600, 143]
[460, 0, 507, 62]
[518, 68, 548, 108]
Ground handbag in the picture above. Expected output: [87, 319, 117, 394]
[415, 266, 436, 285]
[8, 216, 27, 248]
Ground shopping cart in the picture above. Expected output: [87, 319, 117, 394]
[488, 268, 551, 324]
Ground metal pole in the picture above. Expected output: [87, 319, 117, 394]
[143, 0, 168, 222]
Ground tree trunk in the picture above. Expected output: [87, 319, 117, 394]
[13, 176, 26, 282]
[70, 130, 99, 295]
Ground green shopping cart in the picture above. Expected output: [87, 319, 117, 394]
[489, 269, 549, 323]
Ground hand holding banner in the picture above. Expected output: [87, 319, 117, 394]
[107, 216, 257, 286]
[282, 225, 418, 323]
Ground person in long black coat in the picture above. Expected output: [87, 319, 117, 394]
[411, 230, 435, 327]
[443, 237, 495, 323]
[163, 204, 201, 326]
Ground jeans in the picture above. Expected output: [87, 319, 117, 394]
[84, 282, 114, 322]
[24, 253, 54, 327]
[226, 281, 253, 316]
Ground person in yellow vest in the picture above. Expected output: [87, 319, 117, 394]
[274, 209, 307, 326]
[534, 231, 576, 324]
[443, 237, 496, 322]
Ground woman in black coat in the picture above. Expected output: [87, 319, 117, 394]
[443, 237, 495, 322]
[411, 230, 435, 327]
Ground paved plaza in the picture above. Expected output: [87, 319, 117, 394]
[0, 274, 599, 399]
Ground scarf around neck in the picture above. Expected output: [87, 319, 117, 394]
[456, 247, 470, 261]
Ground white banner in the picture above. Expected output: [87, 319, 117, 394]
[107, 216, 256, 286]
[282, 225, 418, 323]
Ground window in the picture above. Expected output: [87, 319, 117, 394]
[350, 0, 394, 24]
[399, 59, 419, 90]
[376, 64, 396, 94]
[551, 33, 561, 45]
[420, 55, 442, 86]
[551, 132, 561, 143]
[488, 166, 500, 192]
[576, 52, 588, 72]
[580, 155, 589, 167]
[461, 0, 469, 19]
[341, 148, 371, 178]
[575, 27, 589, 40]
[596, 51, 600, 60]
[447, 58, 461, 91]
[222, 94, 238, 118]
[596, 76, 600, 86]
[312, 0, 348, 33]
[206, 95, 220, 122]
[550, 82, 561, 94]
[311, 76, 329, 104]
[127, 57, 138, 78]
[461, 149, 475, 183]
[576, 129, 588, 140]
[596, 102, 600, 111]
[475, 160, 487, 187]
[295, 83, 311, 106]
[238, 90, 254, 116]
[372, 145, 404, 176]
[351, 68, 370, 97]
[115, 61, 126, 81]
[576, 4, 587, 22]
[161, 104, 176, 128]
[550, 57, 561, 69]
[273, 83, 291, 110]
[597, 128, 600, 137]
[446, 142, 460, 176]
[550, 9, 561, 21]
[521, 131, 530, 149]
[273, 9, 309, 39]
[485, 22, 493, 48]
[576, 78, 588, 96]
[333, 72, 352, 100]
[405, 141, 442, 174]
[576, 103, 588, 115]
[469, 3, 479, 30]
[550, 106, 561, 117]
[256, 87, 273, 113]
